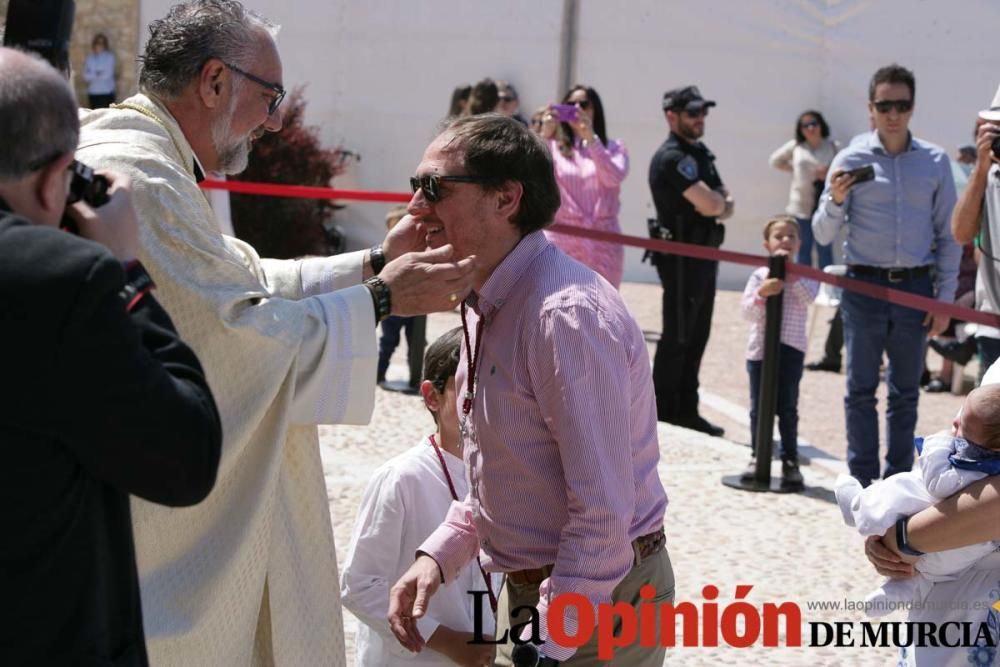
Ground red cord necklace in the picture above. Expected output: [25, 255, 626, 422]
[428, 433, 497, 614]
[459, 302, 485, 440]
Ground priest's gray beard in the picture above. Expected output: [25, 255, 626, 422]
[211, 89, 252, 175]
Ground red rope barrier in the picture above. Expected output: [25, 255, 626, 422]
[549, 223, 1000, 329]
[199, 179, 1000, 328]
[201, 179, 411, 203]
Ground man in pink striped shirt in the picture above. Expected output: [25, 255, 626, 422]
[387, 115, 672, 666]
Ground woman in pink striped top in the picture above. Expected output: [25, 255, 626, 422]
[542, 85, 629, 287]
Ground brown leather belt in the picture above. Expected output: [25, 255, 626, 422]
[506, 528, 666, 586]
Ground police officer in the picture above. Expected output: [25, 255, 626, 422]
[648, 85, 733, 436]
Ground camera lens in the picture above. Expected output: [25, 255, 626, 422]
[992, 135, 1000, 160]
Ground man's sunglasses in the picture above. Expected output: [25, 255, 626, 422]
[682, 108, 709, 119]
[225, 62, 286, 116]
[410, 174, 491, 202]
[872, 99, 913, 114]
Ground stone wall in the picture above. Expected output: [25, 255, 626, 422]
[71, 0, 141, 104]
[0, 0, 140, 105]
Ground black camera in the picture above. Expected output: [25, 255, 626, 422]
[60, 161, 111, 233]
[991, 135, 1000, 160]
[67, 160, 111, 207]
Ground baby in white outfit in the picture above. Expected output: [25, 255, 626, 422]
[835, 384, 1000, 617]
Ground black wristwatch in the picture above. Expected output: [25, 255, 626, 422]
[120, 259, 156, 312]
[369, 244, 386, 275]
[363, 276, 392, 324]
[895, 517, 925, 557]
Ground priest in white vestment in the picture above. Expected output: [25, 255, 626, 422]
[75, 2, 475, 665]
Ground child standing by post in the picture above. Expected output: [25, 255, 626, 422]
[741, 216, 819, 488]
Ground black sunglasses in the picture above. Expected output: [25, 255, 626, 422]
[570, 99, 592, 110]
[224, 62, 286, 116]
[409, 174, 491, 202]
[683, 108, 709, 119]
[873, 99, 913, 114]
[800, 121, 820, 129]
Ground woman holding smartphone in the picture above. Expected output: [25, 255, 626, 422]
[769, 110, 839, 268]
[541, 85, 629, 288]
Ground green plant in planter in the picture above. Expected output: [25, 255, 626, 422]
[231, 87, 347, 259]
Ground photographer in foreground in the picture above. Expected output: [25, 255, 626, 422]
[0, 47, 222, 666]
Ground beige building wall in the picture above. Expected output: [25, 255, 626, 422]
[10, 0, 998, 286]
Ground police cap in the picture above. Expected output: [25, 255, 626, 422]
[662, 85, 716, 113]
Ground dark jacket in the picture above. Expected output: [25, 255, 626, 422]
[0, 208, 222, 666]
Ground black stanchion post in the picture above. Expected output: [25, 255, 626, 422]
[722, 254, 795, 493]
[753, 254, 784, 483]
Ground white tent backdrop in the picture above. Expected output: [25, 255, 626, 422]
[138, 0, 1000, 288]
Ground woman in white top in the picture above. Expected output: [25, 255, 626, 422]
[83, 34, 116, 109]
[769, 110, 839, 268]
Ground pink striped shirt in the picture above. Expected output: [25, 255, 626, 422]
[741, 266, 819, 360]
[419, 231, 667, 660]
[544, 137, 629, 287]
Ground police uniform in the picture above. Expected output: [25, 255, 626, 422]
[647, 86, 726, 433]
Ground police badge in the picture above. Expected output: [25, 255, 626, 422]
[677, 155, 699, 181]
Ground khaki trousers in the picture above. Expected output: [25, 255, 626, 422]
[494, 546, 674, 666]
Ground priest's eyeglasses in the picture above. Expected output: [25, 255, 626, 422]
[225, 62, 286, 117]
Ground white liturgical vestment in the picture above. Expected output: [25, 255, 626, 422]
[77, 94, 376, 667]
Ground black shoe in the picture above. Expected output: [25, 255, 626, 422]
[740, 458, 758, 482]
[781, 459, 804, 489]
[924, 377, 951, 393]
[929, 338, 975, 365]
[805, 358, 840, 373]
[674, 415, 725, 437]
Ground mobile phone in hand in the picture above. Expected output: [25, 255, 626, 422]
[846, 164, 875, 183]
[552, 104, 579, 123]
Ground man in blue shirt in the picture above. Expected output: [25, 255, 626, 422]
[813, 64, 960, 487]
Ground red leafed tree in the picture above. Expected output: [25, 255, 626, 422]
[231, 87, 347, 258]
